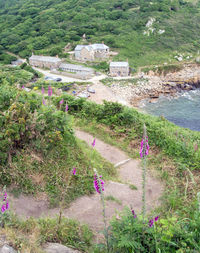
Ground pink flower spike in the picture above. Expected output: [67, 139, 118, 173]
[3, 192, 7, 201]
[22, 85, 25, 89]
[1, 204, 6, 213]
[92, 138, 96, 147]
[72, 168, 76, 175]
[65, 104, 68, 112]
[60, 99, 64, 105]
[6, 201, 9, 210]
[48, 86, 52, 96]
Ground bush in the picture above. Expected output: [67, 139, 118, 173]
[101, 207, 200, 252]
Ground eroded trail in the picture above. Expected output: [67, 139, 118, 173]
[9, 130, 163, 240]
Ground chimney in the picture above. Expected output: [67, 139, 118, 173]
[126, 58, 129, 62]
[56, 55, 58, 58]
[102, 41, 104, 44]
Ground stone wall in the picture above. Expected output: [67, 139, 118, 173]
[29, 60, 60, 69]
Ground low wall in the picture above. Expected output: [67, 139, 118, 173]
[50, 70, 94, 80]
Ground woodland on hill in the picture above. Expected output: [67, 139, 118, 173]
[0, 0, 200, 66]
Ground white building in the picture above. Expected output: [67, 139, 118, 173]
[74, 43, 109, 61]
[109, 62, 130, 77]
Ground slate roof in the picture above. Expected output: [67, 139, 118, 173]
[59, 63, 94, 72]
[29, 55, 62, 63]
[75, 43, 109, 51]
[110, 62, 129, 67]
[91, 44, 109, 50]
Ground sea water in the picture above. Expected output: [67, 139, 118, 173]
[140, 89, 200, 131]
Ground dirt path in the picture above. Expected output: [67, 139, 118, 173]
[9, 130, 163, 242]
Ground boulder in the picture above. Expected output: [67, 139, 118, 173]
[43, 243, 81, 253]
[0, 245, 17, 253]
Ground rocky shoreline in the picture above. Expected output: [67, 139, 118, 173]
[109, 63, 200, 107]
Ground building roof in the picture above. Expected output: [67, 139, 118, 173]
[75, 43, 109, 51]
[110, 62, 129, 67]
[59, 63, 94, 72]
[29, 55, 62, 63]
[75, 45, 93, 52]
[91, 44, 109, 50]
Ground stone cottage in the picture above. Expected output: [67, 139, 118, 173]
[74, 43, 109, 61]
[29, 55, 62, 69]
[109, 62, 130, 77]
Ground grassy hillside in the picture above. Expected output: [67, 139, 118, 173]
[0, 0, 200, 67]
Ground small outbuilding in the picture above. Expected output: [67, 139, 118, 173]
[109, 62, 129, 77]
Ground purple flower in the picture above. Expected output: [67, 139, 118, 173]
[42, 98, 46, 106]
[149, 216, 159, 227]
[22, 85, 25, 89]
[140, 136, 149, 158]
[3, 192, 7, 201]
[60, 99, 64, 105]
[1, 204, 6, 213]
[148, 219, 154, 227]
[92, 138, 96, 147]
[93, 174, 104, 194]
[72, 168, 76, 175]
[6, 201, 9, 210]
[65, 104, 68, 112]
[48, 86, 53, 96]
[131, 209, 137, 218]
[42, 87, 45, 94]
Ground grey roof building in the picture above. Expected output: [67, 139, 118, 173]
[59, 63, 94, 74]
[29, 55, 62, 69]
[74, 43, 109, 61]
[109, 62, 130, 77]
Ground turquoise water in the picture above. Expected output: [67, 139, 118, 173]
[140, 89, 200, 132]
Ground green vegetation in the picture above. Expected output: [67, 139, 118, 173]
[0, 67, 116, 209]
[1, 0, 200, 67]
[1, 63, 200, 251]
[1, 213, 93, 252]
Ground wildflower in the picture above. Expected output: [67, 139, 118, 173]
[22, 85, 25, 89]
[148, 218, 154, 227]
[1, 204, 6, 213]
[92, 138, 96, 147]
[149, 216, 159, 227]
[72, 168, 76, 175]
[94, 174, 104, 194]
[6, 201, 9, 210]
[140, 136, 149, 158]
[3, 192, 7, 201]
[60, 99, 64, 105]
[65, 104, 68, 112]
[48, 86, 52, 96]
[154, 216, 159, 222]
[42, 86, 45, 94]
[42, 98, 46, 106]
[131, 209, 137, 218]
